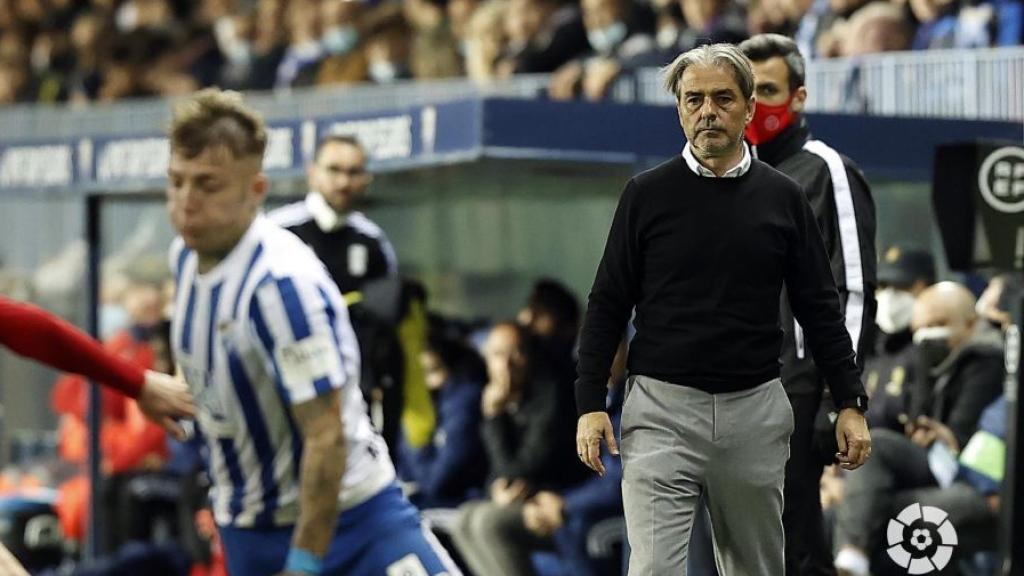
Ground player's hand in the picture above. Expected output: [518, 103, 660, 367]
[576, 411, 618, 476]
[835, 408, 871, 471]
[137, 369, 196, 441]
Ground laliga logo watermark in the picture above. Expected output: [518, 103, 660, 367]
[978, 146, 1024, 214]
[886, 503, 958, 574]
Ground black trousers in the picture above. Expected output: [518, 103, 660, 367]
[784, 391, 838, 576]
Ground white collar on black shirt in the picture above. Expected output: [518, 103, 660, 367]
[305, 191, 349, 233]
[681, 142, 751, 178]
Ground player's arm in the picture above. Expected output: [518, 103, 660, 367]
[287, 389, 347, 569]
[0, 296, 194, 436]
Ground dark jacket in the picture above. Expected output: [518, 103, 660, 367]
[863, 329, 916, 432]
[756, 118, 878, 399]
[485, 345, 588, 491]
[910, 323, 1005, 448]
[399, 375, 487, 508]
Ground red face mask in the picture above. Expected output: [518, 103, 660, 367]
[745, 97, 795, 146]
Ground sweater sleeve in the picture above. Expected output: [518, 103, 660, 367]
[576, 180, 641, 415]
[0, 297, 144, 397]
[783, 191, 866, 408]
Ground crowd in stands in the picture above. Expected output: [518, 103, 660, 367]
[0, 0, 1020, 106]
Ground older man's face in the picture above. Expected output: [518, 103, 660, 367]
[677, 64, 753, 159]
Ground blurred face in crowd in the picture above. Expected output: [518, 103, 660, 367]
[448, 0, 480, 39]
[483, 324, 528, 390]
[677, 64, 754, 160]
[582, 0, 629, 31]
[123, 283, 165, 327]
[911, 282, 977, 354]
[420, 350, 450, 390]
[680, 0, 723, 31]
[167, 146, 267, 268]
[909, 0, 954, 22]
[308, 140, 373, 214]
[0, 59, 26, 104]
[977, 277, 1013, 332]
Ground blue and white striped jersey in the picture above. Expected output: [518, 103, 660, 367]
[170, 214, 394, 529]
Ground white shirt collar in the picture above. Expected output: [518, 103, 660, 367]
[305, 191, 348, 232]
[681, 142, 751, 178]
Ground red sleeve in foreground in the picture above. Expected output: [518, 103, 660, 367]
[0, 297, 144, 397]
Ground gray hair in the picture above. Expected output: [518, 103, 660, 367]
[662, 43, 755, 102]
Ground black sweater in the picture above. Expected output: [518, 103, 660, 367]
[576, 156, 865, 415]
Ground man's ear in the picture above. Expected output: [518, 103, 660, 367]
[745, 97, 756, 125]
[791, 86, 808, 113]
[252, 172, 269, 203]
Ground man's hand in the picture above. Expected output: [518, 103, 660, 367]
[490, 477, 529, 506]
[908, 416, 959, 452]
[481, 378, 511, 418]
[548, 61, 584, 101]
[582, 58, 621, 102]
[523, 491, 566, 536]
[137, 369, 195, 441]
[576, 411, 618, 476]
[835, 408, 871, 470]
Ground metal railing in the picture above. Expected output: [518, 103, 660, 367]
[629, 46, 1024, 121]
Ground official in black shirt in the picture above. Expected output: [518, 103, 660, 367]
[574, 43, 872, 575]
[740, 33, 877, 576]
[270, 135, 404, 453]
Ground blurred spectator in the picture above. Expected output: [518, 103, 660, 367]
[364, 3, 413, 83]
[246, 0, 287, 90]
[833, 281, 1003, 576]
[502, 0, 590, 74]
[275, 0, 325, 88]
[521, 338, 627, 576]
[977, 272, 1022, 332]
[517, 278, 581, 365]
[837, 2, 913, 56]
[863, 246, 936, 434]
[548, 0, 654, 101]
[302, 0, 370, 86]
[405, 0, 464, 78]
[448, 0, 482, 46]
[398, 321, 488, 508]
[465, 0, 509, 83]
[450, 322, 588, 576]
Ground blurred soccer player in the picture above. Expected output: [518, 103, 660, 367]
[165, 88, 458, 576]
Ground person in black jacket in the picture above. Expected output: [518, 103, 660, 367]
[269, 135, 405, 454]
[738, 33, 878, 576]
[834, 282, 1004, 576]
[398, 324, 488, 508]
[575, 43, 871, 576]
[863, 246, 936, 434]
[451, 322, 587, 576]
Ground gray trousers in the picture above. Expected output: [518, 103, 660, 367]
[621, 375, 794, 576]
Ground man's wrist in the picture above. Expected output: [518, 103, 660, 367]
[285, 548, 323, 575]
[837, 395, 869, 414]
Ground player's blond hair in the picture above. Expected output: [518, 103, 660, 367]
[169, 88, 267, 160]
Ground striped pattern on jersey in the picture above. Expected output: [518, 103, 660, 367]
[170, 215, 394, 529]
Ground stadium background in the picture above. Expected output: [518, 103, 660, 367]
[0, 0, 1021, 571]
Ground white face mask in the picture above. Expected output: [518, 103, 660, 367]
[587, 21, 628, 55]
[876, 287, 915, 334]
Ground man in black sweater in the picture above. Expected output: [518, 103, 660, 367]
[739, 33, 878, 576]
[575, 43, 872, 575]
